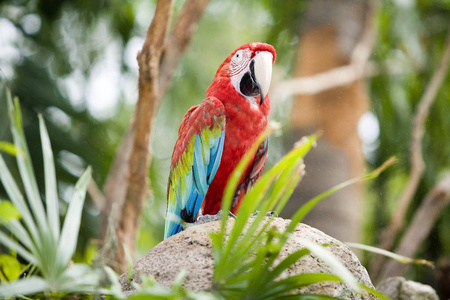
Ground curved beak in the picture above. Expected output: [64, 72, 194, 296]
[251, 51, 273, 105]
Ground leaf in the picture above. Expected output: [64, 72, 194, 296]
[0, 219, 35, 252]
[258, 273, 342, 299]
[39, 114, 60, 242]
[360, 284, 391, 300]
[260, 248, 311, 287]
[286, 157, 397, 238]
[0, 227, 36, 265]
[0, 89, 99, 295]
[130, 274, 189, 299]
[292, 237, 360, 292]
[57, 264, 102, 293]
[0, 141, 23, 156]
[277, 294, 340, 300]
[346, 242, 434, 267]
[218, 130, 270, 242]
[212, 129, 270, 280]
[57, 166, 92, 267]
[102, 266, 126, 299]
[0, 276, 50, 297]
[237, 163, 305, 292]
[211, 136, 395, 299]
[0, 200, 21, 223]
[0, 155, 40, 246]
[0, 254, 23, 282]
[214, 134, 317, 283]
[6, 92, 48, 237]
[212, 134, 318, 298]
[172, 269, 186, 290]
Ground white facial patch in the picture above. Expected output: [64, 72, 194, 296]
[230, 49, 273, 107]
[229, 49, 252, 76]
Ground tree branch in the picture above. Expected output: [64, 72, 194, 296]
[391, 32, 450, 234]
[272, 62, 378, 99]
[370, 31, 450, 280]
[88, 179, 106, 211]
[100, 0, 210, 273]
[159, 0, 210, 98]
[114, 0, 174, 274]
[381, 174, 450, 279]
[272, 0, 378, 102]
[101, 120, 135, 238]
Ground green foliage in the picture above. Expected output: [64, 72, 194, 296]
[0, 254, 24, 282]
[0, 0, 136, 254]
[0, 90, 100, 297]
[0, 200, 21, 224]
[123, 271, 218, 300]
[0, 142, 23, 156]
[365, 0, 450, 283]
[347, 242, 433, 268]
[210, 133, 393, 299]
[260, 0, 307, 68]
[0, 90, 398, 299]
[1, 0, 447, 297]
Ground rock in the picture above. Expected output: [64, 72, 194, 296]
[436, 258, 450, 299]
[377, 276, 439, 300]
[119, 217, 376, 298]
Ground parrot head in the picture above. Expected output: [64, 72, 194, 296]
[207, 42, 276, 106]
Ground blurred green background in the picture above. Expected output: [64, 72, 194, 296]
[0, 0, 449, 295]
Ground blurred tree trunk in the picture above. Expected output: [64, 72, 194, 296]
[100, 0, 211, 274]
[282, 0, 371, 242]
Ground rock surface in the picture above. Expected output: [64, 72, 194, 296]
[377, 276, 439, 300]
[119, 217, 376, 298]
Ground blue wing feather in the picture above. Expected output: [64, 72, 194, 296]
[164, 98, 225, 239]
[166, 131, 224, 238]
[208, 130, 225, 184]
[170, 223, 183, 237]
[193, 135, 209, 196]
[185, 189, 205, 220]
[189, 131, 224, 216]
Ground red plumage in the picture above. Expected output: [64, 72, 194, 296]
[200, 42, 276, 216]
[166, 43, 276, 236]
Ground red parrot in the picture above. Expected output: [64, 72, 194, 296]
[165, 42, 276, 238]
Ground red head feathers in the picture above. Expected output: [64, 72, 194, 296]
[207, 42, 276, 106]
[165, 43, 276, 238]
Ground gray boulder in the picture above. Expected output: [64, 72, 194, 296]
[377, 276, 439, 300]
[119, 217, 377, 299]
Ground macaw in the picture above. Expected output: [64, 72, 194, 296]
[164, 42, 276, 239]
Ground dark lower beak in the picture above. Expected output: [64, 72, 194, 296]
[259, 85, 265, 105]
[239, 52, 272, 105]
[249, 61, 264, 105]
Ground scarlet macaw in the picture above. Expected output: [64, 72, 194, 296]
[165, 42, 276, 239]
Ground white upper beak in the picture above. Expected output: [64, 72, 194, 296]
[253, 51, 273, 103]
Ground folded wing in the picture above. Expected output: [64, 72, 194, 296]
[164, 98, 226, 239]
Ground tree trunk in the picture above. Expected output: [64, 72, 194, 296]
[282, 0, 370, 243]
[100, 0, 211, 273]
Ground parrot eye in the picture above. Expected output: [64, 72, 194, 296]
[233, 50, 244, 63]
